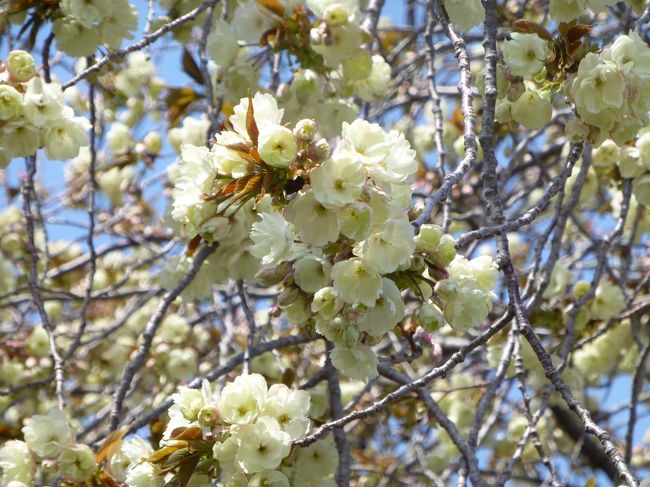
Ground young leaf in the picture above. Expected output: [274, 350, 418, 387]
[172, 426, 203, 441]
[165, 87, 204, 127]
[148, 444, 187, 464]
[182, 48, 204, 85]
[246, 93, 259, 146]
[186, 235, 202, 257]
[512, 20, 553, 42]
[95, 429, 126, 464]
[178, 454, 200, 487]
[257, 0, 285, 18]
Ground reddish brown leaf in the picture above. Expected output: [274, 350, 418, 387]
[250, 146, 261, 159]
[512, 20, 553, 42]
[186, 235, 202, 257]
[263, 172, 274, 194]
[220, 180, 239, 197]
[257, 0, 285, 17]
[246, 93, 259, 146]
[260, 27, 281, 48]
[178, 454, 200, 487]
[224, 142, 253, 153]
[281, 368, 296, 386]
[182, 48, 204, 85]
[565, 24, 593, 44]
[240, 174, 263, 196]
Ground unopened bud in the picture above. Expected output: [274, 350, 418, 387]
[294, 119, 317, 142]
[278, 286, 301, 306]
[256, 261, 293, 286]
[149, 76, 166, 99]
[507, 80, 525, 102]
[7, 50, 35, 82]
[309, 138, 330, 161]
[143, 131, 162, 155]
[565, 118, 590, 143]
[430, 342, 443, 363]
[573, 280, 591, 300]
[432, 234, 457, 268]
[417, 303, 445, 332]
[413, 326, 434, 346]
[342, 325, 360, 347]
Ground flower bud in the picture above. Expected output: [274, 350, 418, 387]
[432, 234, 457, 268]
[26, 326, 50, 358]
[0, 85, 23, 120]
[278, 286, 301, 306]
[294, 119, 317, 142]
[410, 254, 426, 274]
[414, 327, 434, 346]
[430, 342, 444, 363]
[149, 76, 165, 99]
[507, 81, 525, 102]
[618, 147, 644, 178]
[565, 118, 590, 142]
[256, 261, 292, 286]
[415, 224, 443, 253]
[342, 324, 360, 347]
[495, 98, 512, 123]
[417, 303, 445, 332]
[283, 295, 311, 324]
[573, 280, 591, 300]
[309, 138, 330, 161]
[6, 50, 36, 82]
[143, 131, 162, 155]
[592, 139, 619, 168]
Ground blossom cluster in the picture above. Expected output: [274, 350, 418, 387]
[549, 0, 618, 21]
[53, 0, 138, 57]
[0, 50, 90, 167]
[592, 134, 650, 207]
[123, 373, 336, 486]
[569, 33, 650, 145]
[168, 92, 499, 381]
[0, 410, 97, 485]
[494, 32, 553, 130]
[197, 0, 390, 136]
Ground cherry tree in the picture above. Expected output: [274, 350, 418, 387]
[0, 0, 649, 485]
